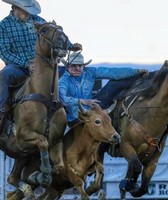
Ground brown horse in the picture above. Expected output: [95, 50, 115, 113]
[2, 21, 81, 189]
[96, 61, 168, 199]
[6, 103, 120, 200]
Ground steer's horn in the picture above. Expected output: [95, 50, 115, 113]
[105, 100, 117, 114]
[78, 102, 91, 115]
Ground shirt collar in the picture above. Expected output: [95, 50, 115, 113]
[10, 10, 31, 22]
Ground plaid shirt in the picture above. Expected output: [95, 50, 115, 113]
[0, 11, 45, 67]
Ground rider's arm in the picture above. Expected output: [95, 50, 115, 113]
[59, 79, 79, 106]
[0, 27, 29, 67]
[88, 66, 141, 80]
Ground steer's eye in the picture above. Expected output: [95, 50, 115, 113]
[95, 119, 101, 125]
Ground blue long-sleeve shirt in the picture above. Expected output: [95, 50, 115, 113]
[0, 11, 45, 67]
[59, 66, 140, 122]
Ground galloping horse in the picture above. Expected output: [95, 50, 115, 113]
[96, 61, 168, 199]
[2, 21, 80, 189]
[7, 103, 120, 200]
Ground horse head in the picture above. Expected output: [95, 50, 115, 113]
[160, 60, 168, 70]
[34, 22, 72, 59]
[78, 103, 120, 144]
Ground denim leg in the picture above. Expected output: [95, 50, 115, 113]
[0, 64, 29, 109]
[94, 76, 139, 109]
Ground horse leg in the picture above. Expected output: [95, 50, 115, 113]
[98, 189, 106, 200]
[86, 161, 104, 196]
[7, 189, 24, 200]
[131, 150, 164, 197]
[19, 181, 35, 200]
[120, 189, 126, 200]
[7, 157, 29, 187]
[28, 150, 52, 187]
[120, 157, 142, 192]
[95, 143, 109, 163]
[20, 132, 52, 187]
[119, 161, 139, 200]
[49, 140, 64, 174]
[119, 161, 134, 200]
[67, 166, 90, 200]
[6, 191, 17, 200]
[49, 113, 67, 174]
[42, 188, 61, 200]
[37, 188, 63, 200]
[119, 143, 142, 197]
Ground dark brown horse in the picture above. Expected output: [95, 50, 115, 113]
[95, 61, 168, 199]
[1, 21, 82, 190]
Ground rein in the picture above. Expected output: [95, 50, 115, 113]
[20, 23, 65, 139]
[132, 106, 168, 109]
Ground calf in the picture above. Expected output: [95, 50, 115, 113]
[15, 104, 120, 200]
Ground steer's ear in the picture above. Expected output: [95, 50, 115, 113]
[78, 111, 90, 122]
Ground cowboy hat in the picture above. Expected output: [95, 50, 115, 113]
[2, 0, 41, 15]
[61, 52, 92, 66]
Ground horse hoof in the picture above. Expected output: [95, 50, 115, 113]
[130, 190, 141, 197]
[6, 191, 16, 199]
[129, 183, 139, 193]
[24, 186, 35, 200]
[28, 171, 52, 187]
[98, 189, 106, 200]
[119, 179, 128, 191]
[28, 171, 40, 185]
[7, 175, 20, 187]
[130, 188, 147, 198]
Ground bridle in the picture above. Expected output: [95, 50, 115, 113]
[37, 22, 70, 61]
[20, 23, 69, 139]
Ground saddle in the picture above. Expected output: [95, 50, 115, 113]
[100, 72, 157, 157]
[0, 77, 29, 136]
[0, 75, 64, 138]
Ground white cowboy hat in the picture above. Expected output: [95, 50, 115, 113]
[61, 52, 92, 66]
[2, 0, 41, 15]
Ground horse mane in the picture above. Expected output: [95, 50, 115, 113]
[139, 65, 168, 99]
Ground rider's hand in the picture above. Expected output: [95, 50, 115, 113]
[79, 99, 101, 107]
[27, 59, 34, 74]
[69, 43, 82, 51]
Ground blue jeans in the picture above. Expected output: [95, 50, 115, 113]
[94, 75, 140, 109]
[0, 64, 29, 110]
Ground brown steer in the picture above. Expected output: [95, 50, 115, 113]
[32, 103, 120, 200]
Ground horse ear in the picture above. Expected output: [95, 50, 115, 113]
[51, 20, 63, 30]
[52, 20, 57, 25]
[33, 22, 42, 30]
